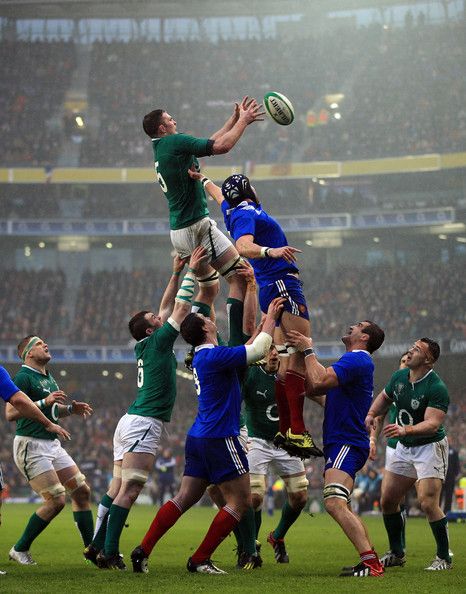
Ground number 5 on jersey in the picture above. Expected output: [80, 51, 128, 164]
[155, 161, 168, 193]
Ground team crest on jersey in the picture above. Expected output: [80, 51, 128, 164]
[394, 383, 404, 398]
[411, 398, 420, 410]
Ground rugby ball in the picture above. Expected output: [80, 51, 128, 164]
[263, 92, 294, 126]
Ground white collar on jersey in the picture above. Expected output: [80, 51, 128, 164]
[351, 349, 371, 356]
[226, 201, 260, 215]
[194, 343, 216, 352]
[409, 368, 434, 384]
[21, 364, 48, 376]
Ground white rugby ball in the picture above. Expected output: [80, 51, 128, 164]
[263, 91, 294, 126]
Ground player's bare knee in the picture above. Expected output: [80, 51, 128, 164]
[251, 493, 263, 511]
[71, 483, 91, 507]
[288, 489, 307, 511]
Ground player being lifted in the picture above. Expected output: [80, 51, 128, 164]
[85, 247, 207, 569]
[188, 169, 322, 459]
[6, 337, 93, 566]
[142, 98, 264, 310]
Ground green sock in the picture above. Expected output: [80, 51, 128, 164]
[15, 513, 50, 552]
[227, 298, 244, 347]
[92, 494, 114, 550]
[233, 525, 243, 555]
[383, 512, 404, 556]
[73, 510, 94, 547]
[192, 301, 211, 317]
[104, 504, 130, 556]
[237, 506, 257, 555]
[254, 510, 262, 540]
[429, 517, 450, 562]
[273, 501, 301, 540]
[400, 504, 407, 551]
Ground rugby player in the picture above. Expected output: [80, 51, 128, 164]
[6, 337, 92, 565]
[130, 297, 285, 574]
[366, 338, 452, 571]
[287, 321, 385, 577]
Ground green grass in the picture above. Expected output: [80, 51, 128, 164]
[1, 504, 464, 593]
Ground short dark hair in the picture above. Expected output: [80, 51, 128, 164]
[180, 313, 207, 347]
[362, 320, 385, 354]
[128, 311, 151, 341]
[142, 109, 165, 138]
[17, 334, 36, 359]
[420, 337, 440, 362]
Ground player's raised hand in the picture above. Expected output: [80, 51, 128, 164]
[70, 400, 93, 418]
[46, 422, 71, 441]
[188, 166, 203, 181]
[44, 390, 67, 406]
[369, 436, 377, 461]
[188, 245, 208, 272]
[235, 259, 256, 284]
[239, 96, 265, 124]
[286, 329, 313, 352]
[173, 253, 188, 274]
[383, 423, 404, 439]
[266, 297, 286, 320]
[364, 412, 377, 434]
[268, 245, 302, 263]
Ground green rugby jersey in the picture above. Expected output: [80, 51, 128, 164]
[385, 368, 449, 447]
[127, 320, 179, 421]
[243, 366, 278, 441]
[152, 133, 213, 230]
[386, 403, 399, 450]
[13, 365, 60, 440]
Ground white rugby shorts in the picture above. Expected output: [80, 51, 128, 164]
[385, 436, 448, 481]
[248, 437, 305, 477]
[113, 413, 163, 461]
[170, 217, 232, 262]
[13, 436, 76, 481]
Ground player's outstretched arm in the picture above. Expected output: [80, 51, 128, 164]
[211, 97, 265, 155]
[235, 234, 302, 263]
[6, 391, 71, 440]
[365, 390, 392, 434]
[244, 297, 284, 364]
[209, 100, 241, 140]
[57, 400, 93, 419]
[188, 168, 224, 206]
[158, 255, 188, 324]
[171, 246, 208, 326]
[6, 389, 67, 421]
[287, 330, 336, 397]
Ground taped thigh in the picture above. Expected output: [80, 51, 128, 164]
[40, 482, 66, 501]
[323, 482, 351, 504]
[121, 467, 149, 485]
[284, 474, 309, 494]
[249, 474, 266, 498]
[216, 255, 242, 280]
[63, 472, 87, 495]
[196, 269, 220, 286]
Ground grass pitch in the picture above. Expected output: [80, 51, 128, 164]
[1, 504, 464, 593]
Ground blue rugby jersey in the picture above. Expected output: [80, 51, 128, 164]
[323, 350, 374, 449]
[188, 344, 247, 438]
[0, 366, 19, 402]
[221, 201, 298, 287]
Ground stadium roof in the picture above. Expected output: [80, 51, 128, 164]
[0, 0, 433, 19]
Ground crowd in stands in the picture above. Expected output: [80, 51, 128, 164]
[0, 41, 76, 166]
[0, 19, 465, 169]
[0, 258, 464, 347]
[0, 270, 67, 342]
